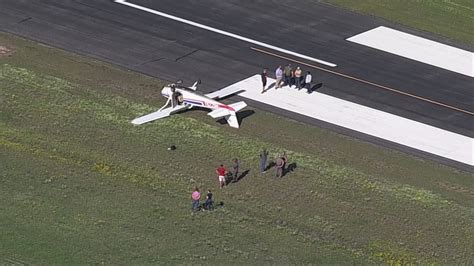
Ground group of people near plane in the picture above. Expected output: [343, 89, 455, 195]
[191, 151, 291, 212]
[261, 64, 313, 93]
[190, 64, 304, 212]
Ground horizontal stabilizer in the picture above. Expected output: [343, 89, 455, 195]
[207, 108, 231, 119]
[228, 101, 247, 112]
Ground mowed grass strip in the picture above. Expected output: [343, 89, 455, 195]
[324, 0, 474, 46]
[1, 33, 473, 264]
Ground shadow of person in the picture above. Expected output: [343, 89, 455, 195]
[234, 169, 250, 183]
[262, 82, 277, 93]
[307, 83, 323, 94]
[224, 172, 234, 186]
[265, 161, 276, 171]
[283, 162, 297, 176]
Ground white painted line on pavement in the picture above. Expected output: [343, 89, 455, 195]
[224, 75, 474, 166]
[347, 26, 474, 77]
[114, 0, 337, 67]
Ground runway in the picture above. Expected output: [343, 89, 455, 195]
[0, 0, 472, 170]
[217, 75, 473, 166]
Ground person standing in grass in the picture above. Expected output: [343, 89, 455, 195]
[216, 164, 227, 188]
[204, 189, 213, 210]
[191, 187, 201, 212]
[275, 155, 284, 178]
[232, 158, 240, 183]
[261, 68, 268, 93]
[259, 149, 268, 174]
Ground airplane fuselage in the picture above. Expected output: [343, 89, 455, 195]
[161, 86, 235, 111]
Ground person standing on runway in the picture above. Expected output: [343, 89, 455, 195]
[284, 64, 292, 87]
[294, 67, 302, 89]
[275, 65, 283, 89]
[261, 68, 268, 93]
[304, 71, 312, 92]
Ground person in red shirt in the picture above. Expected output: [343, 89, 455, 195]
[216, 164, 227, 188]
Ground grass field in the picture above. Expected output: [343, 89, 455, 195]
[324, 0, 474, 47]
[1, 32, 473, 264]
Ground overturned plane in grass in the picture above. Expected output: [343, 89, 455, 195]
[131, 80, 247, 128]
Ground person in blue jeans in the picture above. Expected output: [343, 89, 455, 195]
[204, 189, 214, 210]
[191, 187, 201, 211]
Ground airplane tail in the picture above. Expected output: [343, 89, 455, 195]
[189, 79, 201, 91]
[225, 112, 239, 128]
[206, 101, 247, 128]
[225, 101, 247, 128]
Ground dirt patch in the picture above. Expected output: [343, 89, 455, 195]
[0, 45, 14, 56]
[437, 181, 474, 196]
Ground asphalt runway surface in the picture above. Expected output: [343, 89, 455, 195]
[1, 0, 473, 170]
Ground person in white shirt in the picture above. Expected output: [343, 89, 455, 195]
[304, 71, 312, 92]
[275, 65, 283, 89]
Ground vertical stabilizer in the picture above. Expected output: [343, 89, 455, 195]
[225, 112, 239, 128]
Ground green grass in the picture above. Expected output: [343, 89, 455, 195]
[1, 33, 473, 264]
[324, 0, 474, 46]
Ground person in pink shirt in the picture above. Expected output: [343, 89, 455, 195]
[191, 187, 201, 211]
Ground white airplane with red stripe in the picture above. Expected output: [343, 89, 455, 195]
[131, 80, 247, 128]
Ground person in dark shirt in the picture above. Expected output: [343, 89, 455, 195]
[232, 158, 240, 182]
[282, 151, 288, 170]
[170, 85, 177, 108]
[204, 189, 214, 210]
[284, 64, 292, 87]
[259, 149, 268, 174]
[261, 69, 268, 93]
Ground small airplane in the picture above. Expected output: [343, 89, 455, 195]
[131, 80, 247, 128]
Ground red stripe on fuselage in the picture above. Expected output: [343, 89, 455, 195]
[218, 104, 235, 111]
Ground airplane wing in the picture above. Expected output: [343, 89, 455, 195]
[131, 105, 187, 125]
[205, 86, 245, 99]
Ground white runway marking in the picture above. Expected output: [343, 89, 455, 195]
[223, 75, 473, 166]
[113, 0, 337, 67]
[347, 26, 474, 77]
